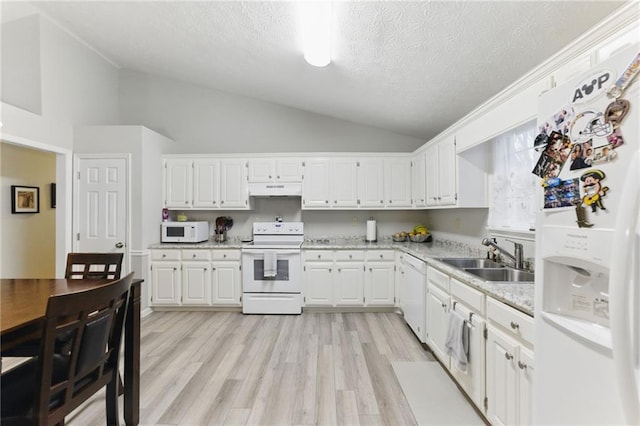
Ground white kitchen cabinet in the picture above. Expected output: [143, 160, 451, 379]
[486, 297, 535, 426]
[384, 158, 412, 207]
[334, 261, 364, 306]
[163, 156, 251, 210]
[193, 159, 219, 208]
[365, 251, 395, 306]
[411, 152, 426, 208]
[219, 159, 249, 209]
[212, 262, 241, 305]
[151, 249, 182, 306]
[303, 261, 334, 306]
[302, 158, 331, 208]
[164, 158, 192, 208]
[331, 158, 358, 208]
[426, 137, 456, 206]
[426, 283, 450, 362]
[358, 158, 385, 208]
[248, 158, 303, 183]
[182, 261, 212, 305]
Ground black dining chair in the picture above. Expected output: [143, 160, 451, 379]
[65, 252, 124, 280]
[0, 272, 133, 426]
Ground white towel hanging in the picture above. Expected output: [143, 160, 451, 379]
[445, 309, 469, 373]
[263, 250, 277, 278]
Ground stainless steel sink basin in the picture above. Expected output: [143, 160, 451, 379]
[437, 258, 505, 269]
[464, 267, 535, 283]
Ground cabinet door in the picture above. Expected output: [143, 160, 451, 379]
[438, 139, 457, 205]
[331, 158, 358, 208]
[248, 159, 274, 183]
[151, 261, 181, 305]
[486, 326, 518, 426]
[164, 159, 192, 208]
[182, 261, 211, 305]
[518, 347, 534, 426]
[385, 158, 412, 207]
[358, 158, 385, 208]
[412, 152, 426, 207]
[365, 262, 395, 306]
[426, 284, 450, 363]
[276, 158, 303, 182]
[193, 159, 220, 208]
[212, 261, 241, 305]
[334, 262, 364, 306]
[425, 145, 439, 206]
[220, 159, 248, 208]
[304, 262, 333, 306]
[302, 159, 331, 208]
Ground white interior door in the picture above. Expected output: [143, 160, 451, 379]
[75, 156, 128, 260]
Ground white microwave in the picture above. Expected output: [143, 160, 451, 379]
[161, 221, 209, 243]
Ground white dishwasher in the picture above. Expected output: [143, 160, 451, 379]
[401, 254, 427, 342]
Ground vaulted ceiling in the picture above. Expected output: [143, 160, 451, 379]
[33, 1, 625, 141]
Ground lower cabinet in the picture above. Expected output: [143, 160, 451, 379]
[486, 297, 534, 426]
[303, 249, 395, 308]
[150, 249, 241, 307]
[425, 283, 450, 361]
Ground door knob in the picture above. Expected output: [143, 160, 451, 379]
[115, 242, 124, 248]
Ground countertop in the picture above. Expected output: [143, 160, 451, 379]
[303, 237, 534, 316]
[149, 236, 534, 316]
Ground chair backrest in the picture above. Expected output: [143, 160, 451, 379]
[65, 252, 124, 280]
[33, 272, 133, 425]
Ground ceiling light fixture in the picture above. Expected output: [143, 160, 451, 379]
[300, 1, 333, 67]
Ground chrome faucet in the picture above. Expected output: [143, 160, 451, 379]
[482, 238, 524, 270]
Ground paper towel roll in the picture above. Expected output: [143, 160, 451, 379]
[366, 219, 377, 242]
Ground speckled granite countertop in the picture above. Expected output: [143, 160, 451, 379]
[303, 237, 535, 316]
[149, 236, 534, 316]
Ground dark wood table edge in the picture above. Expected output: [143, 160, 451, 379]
[124, 278, 143, 426]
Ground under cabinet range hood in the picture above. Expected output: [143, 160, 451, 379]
[248, 182, 302, 197]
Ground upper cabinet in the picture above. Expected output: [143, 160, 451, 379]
[163, 157, 251, 210]
[425, 136, 488, 209]
[302, 156, 412, 210]
[411, 152, 426, 208]
[248, 158, 303, 183]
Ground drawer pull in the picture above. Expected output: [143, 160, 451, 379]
[162, 254, 166, 258]
[441, 303, 447, 309]
[510, 321, 520, 330]
[518, 361, 527, 370]
[505, 352, 513, 361]
[318, 255, 321, 259]
[349, 254, 352, 259]
[223, 254, 227, 258]
[192, 254, 196, 258]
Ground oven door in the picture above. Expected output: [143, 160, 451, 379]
[242, 249, 301, 293]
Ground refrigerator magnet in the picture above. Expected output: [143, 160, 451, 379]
[580, 169, 609, 213]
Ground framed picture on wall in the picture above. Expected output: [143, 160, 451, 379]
[11, 185, 40, 214]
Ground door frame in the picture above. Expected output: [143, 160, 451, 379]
[73, 153, 131, 274]
[1, 132, 73, 277]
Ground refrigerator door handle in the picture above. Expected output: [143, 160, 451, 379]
[610, 150, 640, 426]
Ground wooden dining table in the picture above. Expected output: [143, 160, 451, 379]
[1, 278, 143, 426]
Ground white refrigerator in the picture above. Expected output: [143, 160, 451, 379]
[533, 44, 640, 425]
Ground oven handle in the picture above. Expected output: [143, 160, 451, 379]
[241, 249, 301, 255]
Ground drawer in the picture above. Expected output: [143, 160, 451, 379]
[304, 250, 334, 261]
[182, 250, 211, 261]
[335, 250, 364, 262]
[365, 250, 395, 261]
[487, 297, 534, 346]
[427, 266, 449, 292]
[450, 278, 485, 315]
[212, 250, 241, 261]
[151, 250, 181, 261]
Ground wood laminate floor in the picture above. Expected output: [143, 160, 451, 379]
[66, 311, 438, 425]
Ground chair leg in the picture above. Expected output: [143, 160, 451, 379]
[106, 376, 120, 426]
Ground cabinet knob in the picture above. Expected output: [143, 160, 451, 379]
[379, 254, 383, 259]
[505, 352, 514, 361]
[349, 254, 352, 259]
[317, 255, 321, 259]
[173, 267, 177, 271]
[510, 321, 520, 330]
[223, 254, 227, 258]
[441, 303, 447, 309]
[192, 254, 196, 258]
[380, 200, 383, 204]
[185, 201, 188, 204]
[329, 268, 332, 272]
[277, 175, 280, 179]
[213, 201, 216, 204]
[162, 254, 166, 258]
[369, 268, 372, 272]
[338, 268, 341, 272]
[212, 267, 216, 271]
[389, 200, 392, 203]
[204, 268, 208, 271]
[325, 200, 329, 204]
[269, 175, 272, 179]
[518, 361, 527, 370]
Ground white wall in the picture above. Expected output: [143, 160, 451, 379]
[1, 142, 56, 278]
[118, 70, 427, 154]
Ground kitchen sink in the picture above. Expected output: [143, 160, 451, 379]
[464, 267, 535, 283]
[437, 258, 505, 269]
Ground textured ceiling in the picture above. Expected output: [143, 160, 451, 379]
[32, 1, 626, 141]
